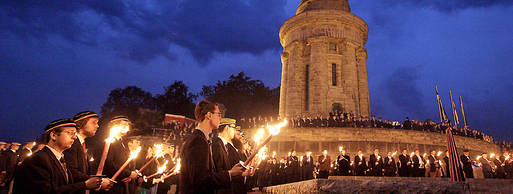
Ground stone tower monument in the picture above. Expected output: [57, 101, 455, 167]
[279, 0, 370, 118]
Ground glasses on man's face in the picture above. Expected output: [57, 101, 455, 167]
[211, 112, 223, 117]
[61, 130, 77, 137]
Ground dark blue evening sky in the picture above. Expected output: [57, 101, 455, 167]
[1, 0, 512, 142]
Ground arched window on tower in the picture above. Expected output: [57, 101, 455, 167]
[305, 64, 309, 111]
[332, 63, 337, 86]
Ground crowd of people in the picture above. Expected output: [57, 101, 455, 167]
[252, 148, 513, 188]
[238, 111, 500, 144]
[1, 103, 512, 194]
[0, 112, 184, 194]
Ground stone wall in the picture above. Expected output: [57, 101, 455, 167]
[263, 177, 513, 194]
[245, 127, 500, 159]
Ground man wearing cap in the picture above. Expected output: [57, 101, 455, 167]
[13, 119, 102, 194]
[1, 142, 19, 193]
[179, 100, 245, 194]
[18, 142, 35, 164]
[64, 111, 113, 193]
[0, 142, 7, 189]
[460, 150, 474, 178]
[212, 118, 236, 194]
[101, 116, 139, 194]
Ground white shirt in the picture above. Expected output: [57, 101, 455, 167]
[77, 133, 86, 145]
[46, 145, 64, 161]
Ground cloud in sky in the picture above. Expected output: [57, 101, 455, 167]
[0, 0, 512, 142]
[1, 0, 287, 64]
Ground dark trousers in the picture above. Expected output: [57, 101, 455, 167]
[318, 171, 329, 179]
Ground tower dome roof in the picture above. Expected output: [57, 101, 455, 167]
[297, 0, 351, 15]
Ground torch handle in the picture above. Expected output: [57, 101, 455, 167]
[138, 157, 156, 173]
[111, 159, 131, 181]
[96, 142, 111, 175]
[244, 135, 273, 166]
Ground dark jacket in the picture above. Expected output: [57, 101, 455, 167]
[13, 146, 86, 194]
[211, 136, 233, 194]
[354, 155, 367, 175]
[226, 143, 247, 194]
[2, 150, 18, 184]
[100, 139, 136, 194]
[18, 147, 32, 163]
[64, 139, 90, 184]
[179, 129, 231, 194]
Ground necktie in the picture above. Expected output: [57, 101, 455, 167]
[82, 142, 87, 154]
[59, 157, 69, 183]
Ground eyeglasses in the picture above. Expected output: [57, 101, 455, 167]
[211, 112, 223, 117]
[61, 130, 77, 137]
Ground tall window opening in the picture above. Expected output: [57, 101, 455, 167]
[329, 42, 337, 51]
[305, 64, 309, 111]
[332, 63, 337, 86]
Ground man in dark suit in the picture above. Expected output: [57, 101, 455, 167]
[212, 118, 239, 194]
[317, 150, 330, 178]
[17, 142, 35, 164]
[13, 119, 101, 194]
[2, 142, 20, 193]
[101, 116, 139, 194]
[336, 149, 351, 176]
[179, 100, 244, 194]
[0, 141, 9, 191]
[427, 150, 442, 177]
[411, 150, 425, 177]
[286, 150, 300, 182]
[302, 152, 314, 180]
[398, 149, 410, 177]
[479, 153, 493, 178]
[442, 151, 450, 177]
[460, 150, 474, 178]
[354, 151, 367, 176]
[369, 149, 384, 176]
[64, 111, 113, 193]
[384, 152, 397, 176]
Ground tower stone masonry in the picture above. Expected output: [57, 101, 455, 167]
[279, 0, 370, 118]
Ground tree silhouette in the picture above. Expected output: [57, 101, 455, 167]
[156, 81, 197, 118]
[201, 72, 279, 119]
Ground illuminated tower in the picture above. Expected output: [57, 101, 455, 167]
[279, 0, 370, 118]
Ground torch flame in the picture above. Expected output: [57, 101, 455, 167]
[410, 152, 415, 157]
[437, 151, 443, 157]
[157, 160, 168, 174]
[272, 151, 276, 158]
[490, 153, 495, 159]
[254, 129, 265, 145]
[476, 155, 482, 160]
[258, 146, 267, 161]
[173, 158, 181, 173]
[392, 151, 397, 157]
[506, 155, 510, 160]
[154, 144, 164, 158]
[267, 120, 287, 136]
[423, 153, 427, 158]
[339, 146, 343, 152]
[89, 157, 94, 162]
[129, 146, 141, 160]
[27, 152, 32, 157]
[106, 125, 129, 143]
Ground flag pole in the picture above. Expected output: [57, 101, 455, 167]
[459, 96, 468, 127]
[449, 90, 459, 128]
